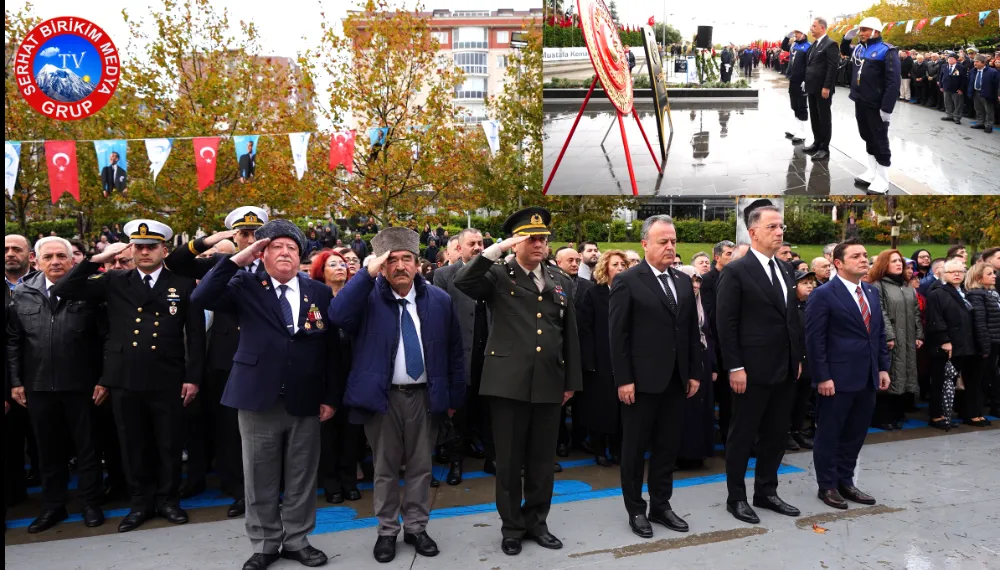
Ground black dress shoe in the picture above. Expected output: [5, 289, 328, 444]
[527, 530, 563, 549]
[463, 442, 485, 459]
[556, 443, 570, 458]
[326, 491, 344, 504]
[373, 535, 397, 563]
[345, 489, 362, 501]
[964, 418, 989, 427]
[972, 123, 986, 130]
[595, 455, 613, 467]
[802, 144, 820, 154]
[874, 422, 895, 431]
[434, 445, 450, 465]
[484, 459, 497, 475]
[446, 462, 463, 486]
[838, 484, 876, 505]
[792, 432, 814, 449]
[629, 514, 653, 538]
[726, 501, 760, 524]
[228, 499, 246, 518]
[553, 462, 563, 473]
[929, 419, 951, 431]
[649, 508, 689, 532]
[158, 504, 189, 524]
[430, 477, 440, 488]
[753, 495, 800, 517]
[242, 553, 280, 570]
[404, 531, 440, 557]
[281, 545, 328, 567]
[893, 420, 905, 430]
[940, 116, 954, 121]
[118, 510, 151, 533]
[501, 538, 522, 556]
[82, 505, 105, 528]
[27, 507, 68, 533]
[812, 150, 830, 160]
[179, 481, 206, 499]
[792, 135, 805, 143]
[818, 489, 849, 510]
[786, 434, 800, 451]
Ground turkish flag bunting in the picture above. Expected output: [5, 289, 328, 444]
[45, 140, 79, 203]
[329, 130, 356, 174]
[915, 18, 928, 31]
[192, 137, 220, 192]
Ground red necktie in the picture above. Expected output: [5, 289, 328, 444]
[856, 285, 871, 333]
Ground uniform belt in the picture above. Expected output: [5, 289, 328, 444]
[390, 383, 427, 391]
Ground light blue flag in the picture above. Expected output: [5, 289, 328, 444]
[94, 139, 127, 172]
[5, 141, 21, 198]
[368, 127, 388, 147]
[144, 138, 173, 183]
[288, 132, 310, 180]
[930, 17, 943, 26]
[978, 10, 992, 26]
[233, 135, 259, 179]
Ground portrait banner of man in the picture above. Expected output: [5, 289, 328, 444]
[233, 134, 259, 184]
[736, 198, 784, 245]
[95, 139, 128, 198]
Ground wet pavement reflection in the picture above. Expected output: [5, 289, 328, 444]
[544, 69, 1000, 195]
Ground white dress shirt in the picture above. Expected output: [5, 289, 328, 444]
[45, 278, 59, 302]
[648, 263, 679, 302]
[836, 274, 866, 315]
[272, 275, 300, 335]
[391, 285, 427, 385]
[749, 247, 789, 302]
[137, 265, 164, 288]
[578, 263, 593, 281]
[245, 259, 261, 274]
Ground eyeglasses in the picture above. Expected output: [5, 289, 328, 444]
[111, 258, 133, 267]
[751, 223, 787, 233]
[326, 262, 348, 269]
[945, 270, 966, 275]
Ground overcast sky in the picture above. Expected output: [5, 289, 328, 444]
[615, 1, 877, 43]
[8, 0, 539, 61]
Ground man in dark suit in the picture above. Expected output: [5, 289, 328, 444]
[163, 206, 268, 517]
[239, 141, 256, 183]
[101, 151, 128, 198]
[453, 207, 582, 557]
[609, 215, 703, 539]
[191, 219, 340, 570]
[701, 240, 735, 445]
[803, 17, 841, 161]
[554, 246, 593, 456]
[52, 219, 206, 533]
[433, 227, 490, 484]
[716, 205, 804, 525]
[805, 239, 890, 510]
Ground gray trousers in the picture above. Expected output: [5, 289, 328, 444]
[239, 403, 321, 555]
[973, 92, 995, 127]
[363, 387, 435, 537]
[944, 91, 964, 121]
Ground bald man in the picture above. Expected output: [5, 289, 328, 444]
[810, 257, 832, 284]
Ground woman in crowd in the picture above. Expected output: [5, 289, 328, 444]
[869, 250, 924, 430]
[926, 259, 977, 430]
[336, 246, 362, 275]
[311, 250, 364, 502]
[792, 259, 809, 273]
[674, 265, 715, 468]
[576, 250, 628, 467]
[911, 249, 932, 279]
[965, 262, 999, 425]
[789, 270, 816, 450]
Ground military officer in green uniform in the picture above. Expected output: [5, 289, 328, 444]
[453, 207, 583, 557]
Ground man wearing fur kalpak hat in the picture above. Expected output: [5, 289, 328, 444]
[191, 218, 342, 570]
[329, 227, 465, 563]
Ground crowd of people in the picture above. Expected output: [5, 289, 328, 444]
[5, 205, 999, 568]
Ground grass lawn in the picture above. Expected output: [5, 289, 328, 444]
[552, 243, 956, 264]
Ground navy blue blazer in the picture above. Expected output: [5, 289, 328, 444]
[804, 277, 890, 392]
[191, 258, 341, 416]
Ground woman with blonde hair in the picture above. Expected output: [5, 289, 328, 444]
[964, 262, 999, 425]
[926, 259, 976, 429]
[867, 250, 923, 430]
[577, 250, 629, 466]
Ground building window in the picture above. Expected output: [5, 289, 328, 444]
[497, 55, 509, 69]
[455, 52, 488, 75]
[431, 31, 449, 46]
[496, 30, 510, 44]
[455, 76, 486, 100]
[454, 27, 487, 50]
[454, 10, 490, 18]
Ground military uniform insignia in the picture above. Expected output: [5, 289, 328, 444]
[304, 322, 312, 331]
[306, 303, 324, 330]
[169, 305, 178, 315]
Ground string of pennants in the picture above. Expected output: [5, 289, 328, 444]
[4, 121, 502, 204]
[829, 10, 999, 34]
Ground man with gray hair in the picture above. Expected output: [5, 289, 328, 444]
[803, 17, 841, 161]
[823, 243, 839, 279]
[7, 236, 108, 532]
[717, 205, 804, 525]
[702, 239, 735, 444]
[969, 54, 998, 134]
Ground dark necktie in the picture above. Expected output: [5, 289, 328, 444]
[278, 284, 294, 333]
[657, 273, 678, 314]
[768, 259, 785, 307]
[143, 274, 153, 289]
[398, 299, 425, 381]
[530, 271, 543, 292]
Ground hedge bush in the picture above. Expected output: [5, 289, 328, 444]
[543, 25, 643, 49]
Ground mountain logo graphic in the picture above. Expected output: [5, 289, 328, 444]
[14, 16, 120, 121]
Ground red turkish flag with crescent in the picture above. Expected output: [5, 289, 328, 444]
[329, 130, 356, 174]
[192, 137, 220, 192]
[648, 16, 655, 27]
[45, 140, 79, 203]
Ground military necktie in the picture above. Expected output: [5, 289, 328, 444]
[143, 274, 153, 289]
